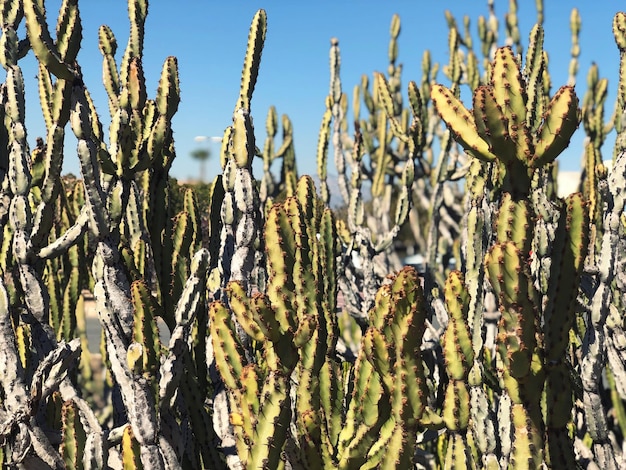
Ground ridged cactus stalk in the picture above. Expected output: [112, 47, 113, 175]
[440, 271, 475, 468]
[259, 105, 299, 211]
[431, 17, 610, 469]
[217, 9, 264, 296]
[211, 175, 339, 468]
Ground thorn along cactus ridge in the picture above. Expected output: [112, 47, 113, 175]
[1, 1, 626, 469]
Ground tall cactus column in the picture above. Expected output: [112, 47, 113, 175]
[215, 10, 265, 371]
[218, 9, 265, 296]
[432, 25, 582, 468]
[441, 271, 475, 468]
[542, 194, 589, 466]
[211, 10, 267, 469]
[463, 159, 499, 468]
[485, 197, 545, 468]
[579, 13, 626, 470]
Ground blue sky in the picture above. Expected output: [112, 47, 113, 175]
[19, 1, 621, 181]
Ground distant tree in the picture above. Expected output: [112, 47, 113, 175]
[190, 147, 210, 183]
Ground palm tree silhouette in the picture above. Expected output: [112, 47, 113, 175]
[190, 147, 210, 183]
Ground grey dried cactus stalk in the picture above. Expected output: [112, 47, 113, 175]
[578, 13, 626, 470]
[0, 1, 103, 467]
[318, 19, 424, 326]
[579, 151, 624, 470]
[217, 10, 265, 297]
[0, 0, 218, 467]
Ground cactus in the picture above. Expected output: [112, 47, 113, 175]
[259, 106, 299, 209]
[441, 271, 475, 467]
[338, 266, 433, 469]
[211, 197, 435, 468]
[0, 0, 218, 467]
[60, 400, 88, 470]
[320, 25, 427, 327]
[211, 175, 337, 468]
[2, 0, 626, 468]
[429, 14, 626, 469]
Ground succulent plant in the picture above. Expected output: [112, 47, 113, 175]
[1, 0, 626, 468]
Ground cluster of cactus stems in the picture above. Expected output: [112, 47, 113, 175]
[2, 0, 626, 468]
